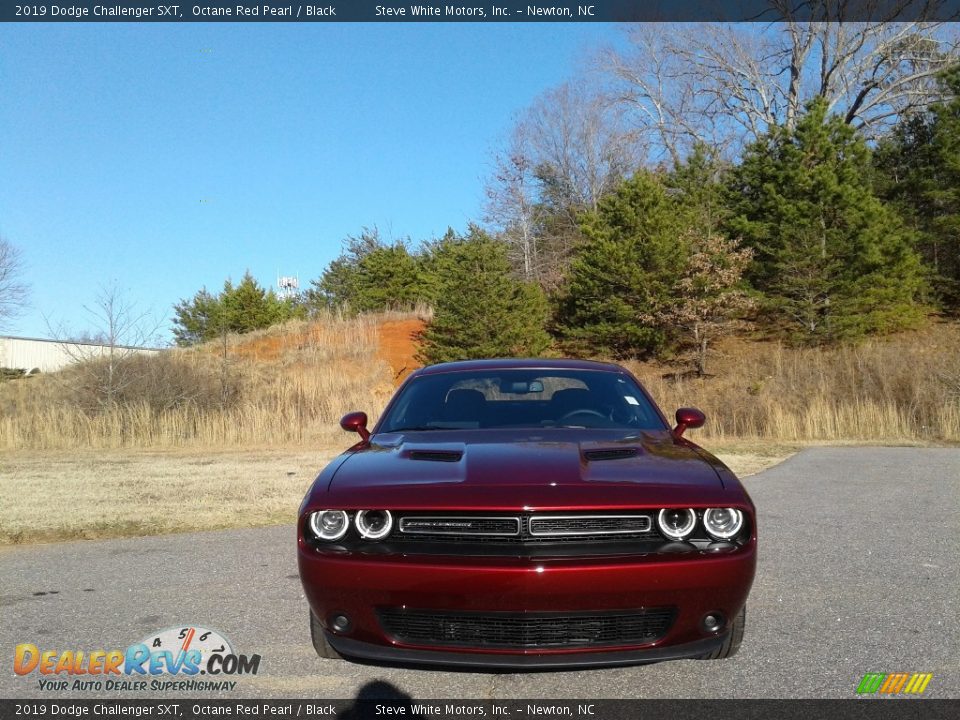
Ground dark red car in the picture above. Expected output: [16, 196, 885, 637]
[297, 359, 756, 669]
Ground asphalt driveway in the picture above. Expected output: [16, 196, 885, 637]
[2, 447, 957, 699]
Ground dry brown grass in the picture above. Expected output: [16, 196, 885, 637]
[0, 443, 794, 545]
[707, 441, 802, 477]
[627, 321, 960, 443]
[0, 448, 340, 544]
[9, 312, 958, 545]
[2, 311, 958, 452]
[0, 311, 400, 450]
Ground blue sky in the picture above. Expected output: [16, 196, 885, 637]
[0, 23, 623, 341]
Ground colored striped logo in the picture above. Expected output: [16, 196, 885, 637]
[857, 673, 933, 695]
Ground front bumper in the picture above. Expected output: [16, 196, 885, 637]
[298, 542, 755, 668]
[325, 629, 727, 669]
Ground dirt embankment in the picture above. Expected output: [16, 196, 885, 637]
[376, 318, 425, 384]
[217, 315, 425, 385]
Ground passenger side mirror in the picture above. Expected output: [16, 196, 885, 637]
[673, 407, 706, 438]
[340, 411, 370, 441]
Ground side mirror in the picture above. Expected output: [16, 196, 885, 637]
[340, 411, 370, 442]
[673, 407, 706, 438]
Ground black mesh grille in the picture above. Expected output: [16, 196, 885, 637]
[378, 608, 676, 648]
[529, 515, 651, 536]
[393, 513, 658, 543]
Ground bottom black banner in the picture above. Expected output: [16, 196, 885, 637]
[1, 700, 958, 720]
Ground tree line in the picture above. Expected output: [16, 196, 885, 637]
[170, 20, 960, 373]
[174, 88, 959, 372]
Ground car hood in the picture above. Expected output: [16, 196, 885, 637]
[317, 429, 732, 511]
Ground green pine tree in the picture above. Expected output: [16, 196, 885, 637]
[728, 99, 928, 344]
[417, 228, 551, 364]
[306, 227, 428, 313]
[667, 143, 731, 237]
[875, 68, 960, 312]
[172, 288, 222, 346]
[352, 243, 424, 312]
[555, 171, 689, 358]
[220, 272, 294, 334]
[172, 271, 304, 345]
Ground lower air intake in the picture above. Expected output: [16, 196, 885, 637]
[377, 607, 675, 649]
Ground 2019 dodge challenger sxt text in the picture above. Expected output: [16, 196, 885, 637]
[297, 359, 756, 669]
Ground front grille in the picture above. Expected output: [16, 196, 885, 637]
[529, 515, 651, 537]
[399, 516, 520, 537]
[393, 513, 658, 543]
[378, 608, 676, 648]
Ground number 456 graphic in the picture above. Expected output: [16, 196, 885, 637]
[857, 673, 933, 695]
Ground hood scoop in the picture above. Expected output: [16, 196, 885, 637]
[407, 450, 464, 463]
[583, 447, 640, 462]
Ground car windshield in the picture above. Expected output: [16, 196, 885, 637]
[378, 369, 667, 432]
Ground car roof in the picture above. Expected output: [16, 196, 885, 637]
[413, 358, 627, 376]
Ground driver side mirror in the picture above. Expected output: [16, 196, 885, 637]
[340, 411, 370, 442]
[673, 407, 706, 438]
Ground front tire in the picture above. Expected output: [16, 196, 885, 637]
[309, 611, 343, 660]
[700, 605, 746, 660]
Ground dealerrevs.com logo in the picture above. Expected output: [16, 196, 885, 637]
[14, 626, 261, 692]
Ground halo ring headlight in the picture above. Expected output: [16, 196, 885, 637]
[703, 508, 744, 540]
[309, 510, 349, 541]
[657, 508, 697, 540]
[355, 510, 393, 540]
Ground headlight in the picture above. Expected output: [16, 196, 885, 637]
[657, 508, 696, 540]
[355, 510, 393, 540]
[703, 508, 744, 540]
[308, 510, 349, 541]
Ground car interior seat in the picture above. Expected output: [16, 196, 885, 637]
[442, 388, 487, 426]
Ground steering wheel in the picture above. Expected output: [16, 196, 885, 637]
[559, 409, 608, 422]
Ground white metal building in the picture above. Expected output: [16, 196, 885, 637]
[0, 336, 162, 373]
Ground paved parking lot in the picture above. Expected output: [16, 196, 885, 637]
[2, 447, 958, 699]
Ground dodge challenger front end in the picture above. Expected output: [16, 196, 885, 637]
[298, 359, 756, 669]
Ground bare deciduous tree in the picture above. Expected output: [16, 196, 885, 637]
[517, 81, 645, 213]
[485, 81, 644, 287]
[47, 284, 165, 409]
[602, 4, 960, 160]
[485, 133, 549, 282]
[0, 237, 28, 328]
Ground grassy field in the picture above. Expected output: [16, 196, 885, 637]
[0, 447, 336, 545]
[0, 311, 403, 450]
[2, 312, 958, 544]
[0, 441, 795, 545]
[628, 321, 960, 443]
[3, 315, 959, 450]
